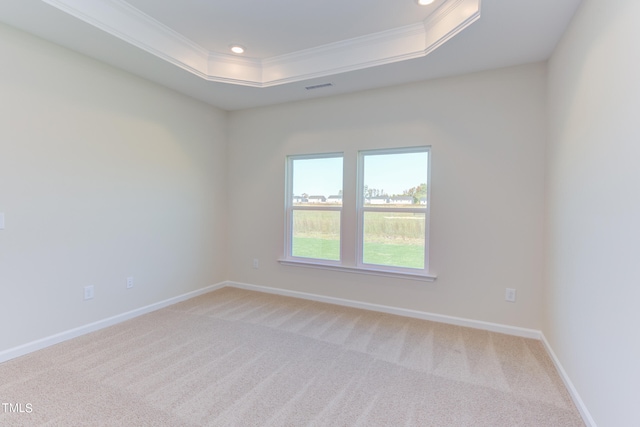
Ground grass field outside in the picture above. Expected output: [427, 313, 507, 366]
[291, 209, 425, 269]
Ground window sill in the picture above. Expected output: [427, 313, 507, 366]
[278, 259, 437, 282]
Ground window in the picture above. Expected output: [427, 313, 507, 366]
[358, 148, 429, 272]
[285, 153, 343, 262]
[283, 147, 433, 280]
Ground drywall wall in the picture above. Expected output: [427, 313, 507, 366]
[545, 0, 640, 425]
[227, 63, 547, 329]
[0, 23, 228, 353]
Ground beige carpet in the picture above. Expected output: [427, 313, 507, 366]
[0, 287, 584, 426]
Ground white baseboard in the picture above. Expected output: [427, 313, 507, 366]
[224, 281, 542, 339]
[540, 334, 597, 427]
[0, 282, 227, 364]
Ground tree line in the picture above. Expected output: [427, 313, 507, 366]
[364, 183, 427, 204]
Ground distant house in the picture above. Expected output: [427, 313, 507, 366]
[365, 195, 416, 205]
[293, 196, 308, 203]
[327, 195, 342, 203]
[366, 196, 390, 205]
[388, 196, 413, 205]
[308, 195, 326, 203]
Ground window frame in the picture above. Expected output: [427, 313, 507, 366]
[284, 152, 344, 266]
[281, 147, 435, 281]
[356, 146, 431, 275]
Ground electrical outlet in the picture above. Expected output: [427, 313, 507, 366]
[505, 288, 516, 303]
[126, 276, 134, 289]
[252, 259, 259, 269]
[84, 285, 94, 300]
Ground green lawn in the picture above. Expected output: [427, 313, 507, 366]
[362, 240, 424, 269]
[292, 209, 425, 269]
[292, 237, 340, 261]
[292, 237, 424, 269]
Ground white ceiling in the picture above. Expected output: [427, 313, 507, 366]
[124, 0, 452, 58]
[0, 0, 582, 111]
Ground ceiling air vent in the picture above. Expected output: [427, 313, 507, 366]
[305, 83, 333, 90]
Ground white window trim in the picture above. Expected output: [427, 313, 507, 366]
[356, 146, 432, 276]
[284, 152, 344, 265]
[279, 258, 437, 281]
[281, 147, 436, 281]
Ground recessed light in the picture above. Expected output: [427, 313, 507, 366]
[230, 45, 245, 54]
[416, 0, 435, 5]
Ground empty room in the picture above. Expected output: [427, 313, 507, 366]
[1, 0, 638, 426]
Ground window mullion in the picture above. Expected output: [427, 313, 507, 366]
[355, 150, 366, 267]
[339, 150, 358, 267]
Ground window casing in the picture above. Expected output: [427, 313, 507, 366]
[285, 153, 343, 264]
[357, 147, 430, 275]
[283, 147, 434, 280]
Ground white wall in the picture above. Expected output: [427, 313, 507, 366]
[228, 63, 547, 329]
[0, 23, 228, 352]
[545, 0, 640, 425]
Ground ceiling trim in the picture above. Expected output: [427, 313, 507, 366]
[42, 0, 481, 88]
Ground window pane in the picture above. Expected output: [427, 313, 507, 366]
[363, 151, 428, 208]
[362, 211, 425, 269]
[292, 210, 340, 261]
[292, 157, 343, 206]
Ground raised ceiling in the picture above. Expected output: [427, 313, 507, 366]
[124, 0, 452, 58]
[0, 0, 582, 110]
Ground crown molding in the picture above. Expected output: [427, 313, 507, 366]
[424, 0, 482, 56]
[261, 22, 428, 86]
[41, 0, 481, 88]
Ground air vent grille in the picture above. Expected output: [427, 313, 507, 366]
[305, 83, 334, 90]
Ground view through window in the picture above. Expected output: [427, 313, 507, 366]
[359, 148, 429, 270]
[285, 146, 430, 276]
[288, 154, 343, 261]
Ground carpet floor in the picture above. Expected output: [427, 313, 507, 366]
[0, 287, 584, 426]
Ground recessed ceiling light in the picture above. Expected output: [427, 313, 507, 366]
[416, 0, 435, 5]
[230, 45, 245, 54]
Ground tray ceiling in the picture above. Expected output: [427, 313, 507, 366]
[0, 0, 583, 110]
